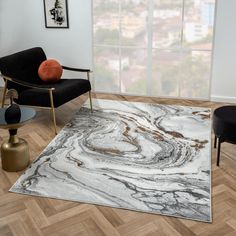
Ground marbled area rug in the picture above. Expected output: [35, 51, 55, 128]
[10, 99, 212, 222]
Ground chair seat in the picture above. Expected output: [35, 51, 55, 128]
[15, 79, 91, 108]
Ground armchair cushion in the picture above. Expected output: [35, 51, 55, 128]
[15, 79, 91, 108]
[0, 47, 47, 93]
[0, 47, 46, 84]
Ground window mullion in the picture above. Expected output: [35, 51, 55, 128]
[147, 0, 154, 96]
[119, 0, 122, 94]
[179, 0, 185, 98]
[180, 0, 185, 47]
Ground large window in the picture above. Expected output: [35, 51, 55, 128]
[93, 0, 215, 99]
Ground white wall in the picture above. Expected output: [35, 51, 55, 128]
[0, 0, 92, 82]
[1, 0, 236, 103]
[211, 0, 236, 103]
[0, 1, 28, 56]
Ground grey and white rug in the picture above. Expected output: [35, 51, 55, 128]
[10, 99, 212, 222]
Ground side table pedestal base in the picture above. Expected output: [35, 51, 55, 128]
[1, 136, 29, 172]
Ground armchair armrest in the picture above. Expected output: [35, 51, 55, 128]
[1, 74, 55, 91]
[62, 66, 92, 73]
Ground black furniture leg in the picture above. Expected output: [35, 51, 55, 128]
[217, 139, 222, 166]
[214, 135, 217, 148]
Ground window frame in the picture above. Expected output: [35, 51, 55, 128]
[92, 0, 217, 100]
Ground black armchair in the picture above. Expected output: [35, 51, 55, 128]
[0, 47, 93, 134]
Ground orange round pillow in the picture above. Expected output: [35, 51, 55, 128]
[38, 59, 63, 82]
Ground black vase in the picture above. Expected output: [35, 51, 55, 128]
[5, 104, 21, 124]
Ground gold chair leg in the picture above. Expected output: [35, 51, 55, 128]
[1, 80, 8, 108]
[49, 90, 57, 135]
[89, 91, 93, 113]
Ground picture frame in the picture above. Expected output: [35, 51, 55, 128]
[43, 0, 69, 28]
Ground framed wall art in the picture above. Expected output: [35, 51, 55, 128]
[43, 0, 69, 28]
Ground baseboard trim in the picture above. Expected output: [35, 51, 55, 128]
[211, 95, 236, 103]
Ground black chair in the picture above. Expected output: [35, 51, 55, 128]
[0, 47, 93, 134]
[213, 106, 236, 166]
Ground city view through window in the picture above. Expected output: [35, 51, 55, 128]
[93, 0, 215, 99]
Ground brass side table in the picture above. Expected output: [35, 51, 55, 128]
[0, 107, 36, 172]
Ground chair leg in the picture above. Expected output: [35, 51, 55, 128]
[214, 135, 217, 149]
[86, 71, 93, 113]
[49, 90, 57, 135]
[89, 91, 93, 113]
[1, 80, 8, 108]
[217, 138, 222, 166]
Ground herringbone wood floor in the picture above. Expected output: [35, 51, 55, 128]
[0, 92, 236, 236]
